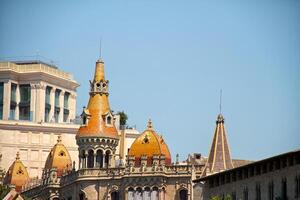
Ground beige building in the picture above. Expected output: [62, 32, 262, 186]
[0, 60, 79, 178]
[0, 60, 140, 179]
[194, 149, 300, 200]
[20, 58, 204, 200]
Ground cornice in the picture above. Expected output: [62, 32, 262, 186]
[0, 121, 79, 133]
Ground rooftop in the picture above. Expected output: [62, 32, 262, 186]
[0, 60, 76, 82]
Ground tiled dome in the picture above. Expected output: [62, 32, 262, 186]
[128, 119, 171, 166]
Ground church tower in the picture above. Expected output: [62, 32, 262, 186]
[202, 114, 234, 176]
[76, 58, 119, 169]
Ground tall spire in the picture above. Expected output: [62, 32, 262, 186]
[77, 58, 118, 139]
[202, 114, 234, 176]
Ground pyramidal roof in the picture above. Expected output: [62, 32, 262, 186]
[202, 114, 234, 176]
[44, 135, 72, 177]
[4, 152, 29, 192]
[77, 59, 118, 139]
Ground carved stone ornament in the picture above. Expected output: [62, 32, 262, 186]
[90, 79, 109, 95]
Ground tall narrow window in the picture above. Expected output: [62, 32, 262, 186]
[296, 175, 300, 198]
[19, 84, 31, 120]
[63, 92, 70, 122]
[0, 83, 3, 119]
[9, 83, 17, 120]
[179, 189, 188, 200]
[231, 191, 236, 200]
[268, 181, 274, 200]
[111, 191, 119, 200]
[44, 86, 51, 122]
[282, 178, 287, 200]
[243, 187, 248, 200]
[256, 183, 261, 200]
[54, 89, 61, 122]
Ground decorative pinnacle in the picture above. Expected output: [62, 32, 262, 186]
[216, 114, 225, 124]
[16, 152, 20, 160]
[147, 119, 153, 130]
[57, 135, 62, 143]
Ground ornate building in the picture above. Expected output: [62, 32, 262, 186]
[20, 58, 204, 200]
[0, 60, 140, 179]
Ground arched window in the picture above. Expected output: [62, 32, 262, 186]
[143, 187, 151, 200]
[79, 193, 85, 200]
[179, 189, 188, 200]
[107, 116, 112, 124]
[111, 191, 119, 200]
[151, 187, 159, 200]
[96, 150, 103, 168]
[81, 150, 86, 168]
[135, 187, 142, 200]
[87, 149, 94, 168]
[82, 116, 87, 125]
[128, 188, 134, 200]
[105, 150, 111, 167]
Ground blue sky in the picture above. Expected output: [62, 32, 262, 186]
[0, 0, 299, 161]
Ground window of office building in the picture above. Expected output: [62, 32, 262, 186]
[54, 89, 61, 123]
[55, 89, 61, 107]
[44, 86, 52, 122]
[19, 84, 31, 120]
[10, 83, 17, 120]
[0, 82, 3, 119]
[63, 92, 70, 122]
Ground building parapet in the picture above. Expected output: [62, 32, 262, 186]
[0, 61, 76, 82]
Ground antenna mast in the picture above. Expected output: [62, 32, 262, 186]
[99, 38, 102, 59]
[219, 89, 222, 114]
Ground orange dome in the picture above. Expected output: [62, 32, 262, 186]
[128, 119, 171, 166]
[77, 59, 118, 139]
[44, 136, 72, 177]
[4, 152, 29, 192]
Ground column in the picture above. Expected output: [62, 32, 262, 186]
[59, 90, 64, 123]
[35, 83, 46, 122]
[49, 87, 55, 122]
[15, 84, 20, 120]
[94, 153, 97, 168]
[2, 81, 11, 120]
[30, 84, 37, 122]
[79, 156, 82, 169]
[84, 153, 88, 168]
[69, 92, 77, 122]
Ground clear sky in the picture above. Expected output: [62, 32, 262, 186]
[0, 0, 299, 161]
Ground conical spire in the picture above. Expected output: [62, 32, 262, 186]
[77, 59, 118, 138]
[94, 59, 105, 81]
[203, 114, 234, 176]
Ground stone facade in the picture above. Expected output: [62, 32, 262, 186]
[194, 149, 300, 200]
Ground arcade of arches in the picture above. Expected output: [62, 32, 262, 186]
[79, 149, 112, 169]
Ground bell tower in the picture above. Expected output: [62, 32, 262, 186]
[76, 58, 119, 169]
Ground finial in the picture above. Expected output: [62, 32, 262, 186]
[216, 114, 224, 124]
[16, 151, 20, 160]
[97, 38, 104, 63]
[176, 153, 179, 164]
[99, 38, 102, 59]
[219, 89, 222, 114]
[57, 135, 62, 143]
[147, 119, 153, 130]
